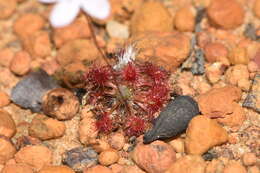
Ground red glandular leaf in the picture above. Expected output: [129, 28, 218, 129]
[96, 113, 113, 134]
[124, 116, 146, 136]
[86, 66, 112, 86]
[141, 62, 169, 84]
[122, 63, 138, 82]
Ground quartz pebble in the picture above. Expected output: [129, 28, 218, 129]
[185, 115, 228, 155]
[130, 1, 173, 35]
[168, 138, 185, 153]
[223, 161, 247, 173]
[106, 20, 129, 39]
[132, 140, 176, 173]
[39, 165, 75, 173]
[98, 149, 119, 166]
[0, 110, 16, 138]
[9, 51, 31, 75]
[14, 145, 53, 171]
[0, 91, 10, 108]
[166, 155, 206, 173]
[0, 136, 16, 164]
[29, 114, 66, 140]
[2, 163, 34, 173]
[207, 0, 244, 29]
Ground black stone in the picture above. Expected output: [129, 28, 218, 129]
[143, 96, 199, 144]
[11, 69, 59, 112]
[63, 147, 98, 172]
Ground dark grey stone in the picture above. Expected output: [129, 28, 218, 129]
[63, 147, 98, 172]
[143, 96, 199, 144]
[191, 48, 205, 75]
[11, 69, 59, 112]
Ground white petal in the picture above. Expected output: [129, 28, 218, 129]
[81, 0, 110, 19]
[50, 1, 80, 27]
[38, 0, 58, 3]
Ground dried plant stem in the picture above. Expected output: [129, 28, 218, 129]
[86, 15, 132, 116]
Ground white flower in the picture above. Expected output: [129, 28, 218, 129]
[114, 45, 137, 70]
[39, 0, 110, 27]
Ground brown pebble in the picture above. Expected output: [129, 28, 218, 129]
[91, 139, 111, 153]
[204, 42, 229, 65]
[0, 136, 16, 164]
[132, 140, 176, 173]
[0, 91, 10, 108]
[166, 155, 206, 173]
[217, 103, 246, 128]
[13, 13, 45, 38]
[109, 164, 123, 173]
[168, 138, 185, 153]
[9, 51, 31, 75]
[0, 0, 17, 19]
[56, 39, 101, 66]
[248, 166, 260, 173]
[84, 165, 112, 173]
[198, 86, 242, 118]
[15, 136, 41, 150]
[223, 161, 247, 173]
[225, 64, 250, 91]
[254, 0, 260, 18]
[242, 152, 257, 166]
[22, 31, 52, 58]
[54, 16, 90, 48]
[39, 165, 75, 173]
[228, 47, 249, 65]
[205, 159, 225, 173]
[2, 163, 34, 173]
[29, 114, 66, 140]
[99, 149, 119, 166]
[14, 145, 53, 171]
[42, 88, 79, 120]
[109, 132, 125, 150]
[120, 165, 146, 173]
[185, 115, 228, 155]
[205, 62, 224, 84]
[0, 109, 16, 138]
[130, 1, 173, 35]
[0, 48, 14, 67]
[207, 0, 244, 29]
[130, 32, 191, 71]
[79, 117, 98, 145]
[174, 5, 195, 32]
